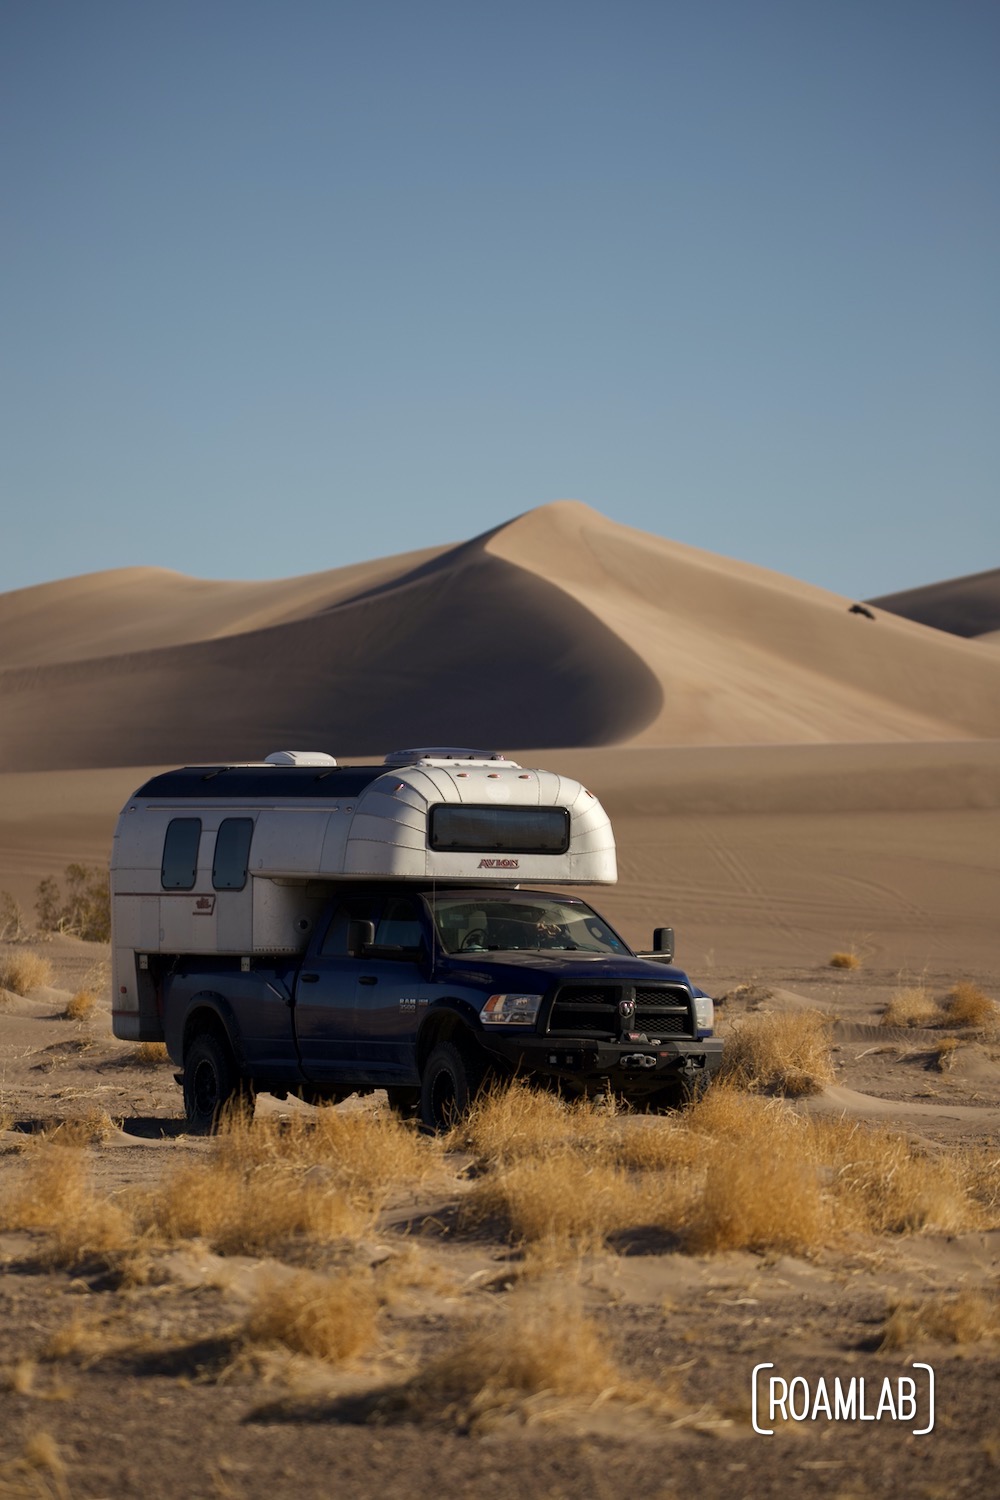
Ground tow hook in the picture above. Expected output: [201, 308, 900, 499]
[621, 1053, 658, 1070]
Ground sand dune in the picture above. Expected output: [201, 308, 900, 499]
[869, 566, 1000, 641]
[2, 501, 1000, 774]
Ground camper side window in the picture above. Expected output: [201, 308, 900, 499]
[212, 818, 254, 891]
[161, 818, 202, 890]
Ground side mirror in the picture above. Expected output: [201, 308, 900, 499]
[652, 926, 674, 962]
[347, 919, 375, 957]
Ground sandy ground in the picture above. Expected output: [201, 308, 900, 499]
[2, 929, 999, 1500]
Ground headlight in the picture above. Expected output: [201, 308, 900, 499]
[693, 996, 714, 1036]
[480, 993, 543, 1026]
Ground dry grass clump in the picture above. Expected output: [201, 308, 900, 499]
[459, 1082, 999, 1260]
[462, 1154, 671, 1255]
[681, 1089, 831, 1253]
[454, 1080, 617, 1166]
[881, 986, 939, 1028]
[942, 982, 997, 1030]
[932, 1037, 960, 1071]
[130, 1041, 169, 1066]
[817, 1119, 976, 1235]
[139, 1157, 373, 1257]
[0, 1431, 70, 1500]
[140, 1107, 438, 1258]
[363, 1291, 666, 1431]
[0, 1147, 134, 1266]
[62, 989, 98, 1022]
[39, 1111, 118, 1148]
[880, 1290, 1000, 1349]
[718, 1010, 833, 1096]
[0, 950, 53, 997]
[687, 1149, 829, 1254]
[243, 1269, 378, 1362]
[829, 951, 860, 970]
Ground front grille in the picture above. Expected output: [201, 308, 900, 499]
[634, 984, 693, 1039]
[547, 984, 620, 1038]
[641, 1012, 689, 1036]
[547, 983, 694, 1040]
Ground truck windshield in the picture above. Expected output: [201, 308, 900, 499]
[429, 893, 629, 955]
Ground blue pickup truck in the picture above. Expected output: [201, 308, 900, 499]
[164, 880, 722, 1130]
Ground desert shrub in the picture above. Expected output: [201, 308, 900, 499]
[138, 1157, 374, 1257]
[686, 1146, 830, 1254]
[40, 1111, 118, 1148]
[0, 1146, 133, 1266]
[818, 1119, 975, 1235]
[942, 983, 997, 1030]
[932, 1037, 960, 1071]
[463, 1154, 641, 1253]
[35, 864, 110, 943]
[63, 988, 98, 1022]
[139, 1108, 438, 1258]
[0, 950, 54, 996]
[719, 1010, 833, 1096]
[455, 1079, 618, 1166]
[0, 1430, 70, 1500]
[0, 891, 29, 942]
[361, 1290, 664, 1430]
[243, 1269, 378, 1362]
[829, 951, 860, 970]
[881, 986, 939, 1028]
[881, 1291, 1000, 1349]
[131, 1041, 169, 1066]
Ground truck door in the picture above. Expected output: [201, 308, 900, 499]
[294, 894, 379, 1083]
[351, 894, 428, 1084]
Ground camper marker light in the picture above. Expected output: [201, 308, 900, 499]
[481, 993, 543, 1026]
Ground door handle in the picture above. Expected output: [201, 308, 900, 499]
[359, 975, 378, 986]
[300, 973, 319, 983]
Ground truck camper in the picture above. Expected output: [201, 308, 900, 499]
[111, 748, 722, 1129]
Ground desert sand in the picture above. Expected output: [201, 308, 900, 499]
[1, 501, 998, 1498]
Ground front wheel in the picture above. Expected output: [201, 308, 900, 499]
[182, 1031, 255, 1134]
[419, 1042, 485, 1132]
[385, 1086, 421, 1120]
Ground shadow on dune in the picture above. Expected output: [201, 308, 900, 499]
[0, 545, 662, 771]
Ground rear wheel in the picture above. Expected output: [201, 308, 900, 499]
[182, 1031, 255, 1134]
[420, 1042, 485, 1132]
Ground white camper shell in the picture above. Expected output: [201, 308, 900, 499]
[110, 749, 616, 1040]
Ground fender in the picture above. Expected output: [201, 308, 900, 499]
[164, 984, 246, 1072]
[415, 997, 486, 1071]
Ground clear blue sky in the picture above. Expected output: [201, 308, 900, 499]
[3, 0, 998, 600]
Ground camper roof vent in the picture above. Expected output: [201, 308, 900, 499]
[264, 751, 339, 767]
[383, 746, 520, 768]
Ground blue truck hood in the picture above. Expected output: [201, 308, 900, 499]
[437, 950, 695, 991]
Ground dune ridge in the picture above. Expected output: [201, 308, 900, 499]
[2, 500, 1000, 775]
[868, 566, 1000, 642]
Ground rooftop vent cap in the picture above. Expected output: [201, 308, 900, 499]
[383, 747, 520, 768]
[264, 751, 338, 767]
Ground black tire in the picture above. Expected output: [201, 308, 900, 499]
[182, 1031, 255, 1134]
[420, 1041, 485, 1132]
[385, 1086, 421, 1120]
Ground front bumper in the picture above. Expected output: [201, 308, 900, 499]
[482, 1032, 724, 1089]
